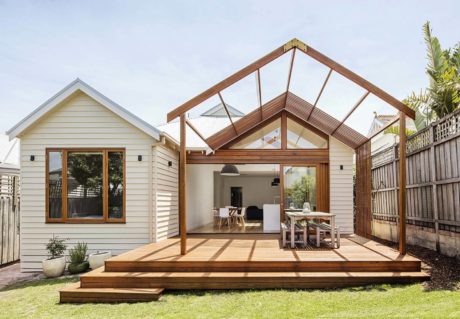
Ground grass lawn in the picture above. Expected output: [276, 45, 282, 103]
[0, 277, 459, 319]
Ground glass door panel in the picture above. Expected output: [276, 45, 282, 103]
[283, 166, 317, 211]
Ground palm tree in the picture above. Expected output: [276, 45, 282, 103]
[386, 22, 460, 135]
[419, 22, 460, 120]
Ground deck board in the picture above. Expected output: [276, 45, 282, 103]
[79, 269, 429, 289]
[60, 282, 164, 303]
[108, 234, 418, 263]
[62, 234, 428, 302]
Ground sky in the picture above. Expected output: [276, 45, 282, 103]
[0, 0, 459, 136]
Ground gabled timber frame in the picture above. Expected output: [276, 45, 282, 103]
[168, 39, 415, 255]
[187, 111, 330, 164]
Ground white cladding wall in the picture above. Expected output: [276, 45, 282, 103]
[19, 91, 156, 271]
[153, 144, 179, 241]
[329, 137, 354, 234]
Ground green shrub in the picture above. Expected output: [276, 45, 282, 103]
[68, 242, 89, 274]
[45, 235, 67, 259]
[68, 242, 88, 264]
[68, 261, 90, 274]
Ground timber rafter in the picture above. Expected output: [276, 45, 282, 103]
[167, 38, 415, 139]
[206, 91, 367, 150]
[169, 38, 413, 258]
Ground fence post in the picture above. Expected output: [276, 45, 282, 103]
[392, 145, 398, 229]
[0, 197, 3, 265]
[398, 113, 407, 254]
[428, 124, 440, 252]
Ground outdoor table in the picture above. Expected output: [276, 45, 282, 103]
[285, 211, 337, 249]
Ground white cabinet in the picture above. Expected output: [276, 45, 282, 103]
[263, 204, 280, 233]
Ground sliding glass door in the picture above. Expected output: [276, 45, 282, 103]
[282, 166, 317, 211]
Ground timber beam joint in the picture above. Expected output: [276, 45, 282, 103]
[284, 38, 307, 52]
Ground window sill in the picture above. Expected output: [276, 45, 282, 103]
[45, 219, 126, 224]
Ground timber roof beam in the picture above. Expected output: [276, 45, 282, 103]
[166, 38, 415, 151]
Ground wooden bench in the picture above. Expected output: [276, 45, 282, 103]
[281, 222, 307, 247]
[308, 222, 340, 248]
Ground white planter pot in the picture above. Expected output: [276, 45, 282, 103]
[42, 256, 66, 278]
[88, 251, 112, 269]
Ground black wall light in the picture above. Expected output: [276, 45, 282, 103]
[168, 161, 173, 167]
[30, 155, 35, 161]
[138, 155, 142, 162]
[340, 165, 344, 170]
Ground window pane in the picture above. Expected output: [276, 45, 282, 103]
[287, 118, 328, 149]
[108, 152, 124, 219]
[230, 119, 281, 149]
[283, 166, 317, 210]
[67, 152, 103, 219]
[48, 151, 62, 219]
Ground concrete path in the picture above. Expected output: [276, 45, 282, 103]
[0, 263, 43, 290]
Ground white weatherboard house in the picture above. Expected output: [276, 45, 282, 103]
[368, 113, 416, 154]
[8, 78, 355, 272]
[7, 79, 180, 271]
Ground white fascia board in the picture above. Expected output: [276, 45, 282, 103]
[6, 79, 161, 141]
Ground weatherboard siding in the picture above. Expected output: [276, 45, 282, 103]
[19, 91, 156, 271]
[329, 137, 354, 234]
[153, 144, 179, 241]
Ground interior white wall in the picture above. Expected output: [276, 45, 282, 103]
[216, 175, 280, 208]
[213, 171, 222, 208]
[186, 164, 216, 231]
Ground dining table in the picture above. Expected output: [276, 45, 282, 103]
[285, 211, 337, 249]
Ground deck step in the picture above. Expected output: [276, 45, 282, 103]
[59, 282, 164, 303]
[80, 268, 429, 290]
[104, 260, 422, 273]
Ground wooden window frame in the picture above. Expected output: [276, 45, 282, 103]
[45, 148, 126, 224]
[225, 112, 329, 151]
[228, 117, 283, 150]
[286, 113, 329, 149]
[280, 163, 329, 221]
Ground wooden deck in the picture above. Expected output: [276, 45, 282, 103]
[104, 234, 421, 272]
[188, 221, 264, 233]
[60, 234, 429, 303]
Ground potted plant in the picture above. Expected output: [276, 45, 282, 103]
[88, 251, 112, 269]
[43, 235, 67, 278]
[67, 242, 90, 274]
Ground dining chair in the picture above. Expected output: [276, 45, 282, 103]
[227, 207, 238, 222]
[234, 207, 246, 227]
[218, 208, 232, 230]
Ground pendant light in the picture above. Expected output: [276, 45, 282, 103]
[220, 164, 240, 176]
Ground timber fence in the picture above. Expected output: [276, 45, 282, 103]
[371, 108, 460, 255]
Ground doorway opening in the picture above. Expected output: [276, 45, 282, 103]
[230, 187, 243, 208]
[187, 164, 281, 234]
